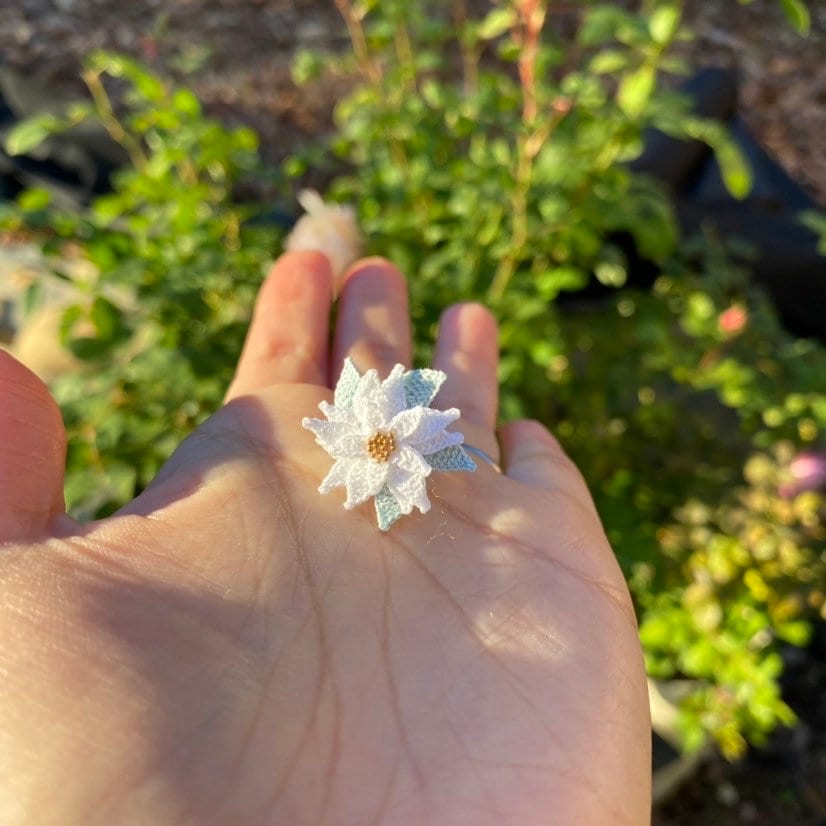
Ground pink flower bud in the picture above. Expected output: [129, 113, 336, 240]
[718, 305, 748, 336]
[780, 451, 826, 497]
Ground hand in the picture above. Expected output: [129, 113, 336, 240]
[0, 252, 650, 825]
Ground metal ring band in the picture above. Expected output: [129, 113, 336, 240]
[463, 445, 502, 474]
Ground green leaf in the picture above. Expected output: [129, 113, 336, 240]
[375, 486, 403, 532]
[648, 5, 681, 45]
[291, 49, 325, 86]
[22, 281, 43, 318]
[595, 260, 627, 288]
[89, 52, 166, 101]
[714, 135, 753, 200]
[172, 89, 201, 117]
[677, 118, 753, 200]
[579, 7, 633, 46]
[403, 369, 445, 407]
[537, 267, 588, 298]
[65, 101, 95, 124]
[477, 7, 516, 40]
[617, 65, 656, 118]
[800, 209, 826, 255]
[780, 0, 810, 35]
[427, 446, 476, 472]
[17, 187, 51, 211]
[90, 296, 127, 343]
[4, 114, 63, 156]
[589, 49, 630, 75]
[59, 304, 85, 347]
[776, 619, 811, 646]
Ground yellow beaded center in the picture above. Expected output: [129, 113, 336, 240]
[366, 431, 396, 463]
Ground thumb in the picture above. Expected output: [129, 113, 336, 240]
[0, 350, 67, 542]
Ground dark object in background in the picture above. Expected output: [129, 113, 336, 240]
[0, 63, 298, 226]
[633, 67, 826, 342]
[0, 65, 127, 209]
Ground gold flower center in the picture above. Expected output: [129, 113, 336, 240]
[366, 430, 396, 463]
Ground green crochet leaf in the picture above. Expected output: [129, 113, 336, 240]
[334, 357, 361, 408]
[426, 445, 476, 472]
[375, 485, 403, 531]
[403, 369, 445, 408]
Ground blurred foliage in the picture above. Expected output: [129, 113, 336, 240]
[2, 0, 824, 760]
[2, 52, 277, 517]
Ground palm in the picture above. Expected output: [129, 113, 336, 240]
[1, 254, 650, 825]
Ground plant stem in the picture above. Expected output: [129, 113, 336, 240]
[333, 0, 381, 85]
[453, 0, 479, 98]
[490, 0, 548, 301]
[334, 0, 409, 173]
[81, 69, 148, 172]
[517, 0, 546, 124]
[394, 20, 417, 91]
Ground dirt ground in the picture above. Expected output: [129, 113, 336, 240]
[0, 0, 824, 202]
[1, 1, 825, 822]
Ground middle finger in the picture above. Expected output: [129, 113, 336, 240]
[332, 258, 412, 382]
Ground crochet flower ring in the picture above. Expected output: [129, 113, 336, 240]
[302, 359, 476, 531]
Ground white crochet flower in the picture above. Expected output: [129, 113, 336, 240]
[302, 359, 475, 530]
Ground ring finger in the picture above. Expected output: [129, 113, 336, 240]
[432, 302, 500, 462]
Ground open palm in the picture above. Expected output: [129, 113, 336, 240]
[0, 252, 650, 825]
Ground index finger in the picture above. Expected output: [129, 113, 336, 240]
[225, 251, 334, 401]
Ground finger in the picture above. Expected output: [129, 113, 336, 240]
[225, 251, 333, 401]
[332, 257, 411, 380]
[500, 419, 589, 496]
[432, 303, 499, 459]
[0, 349, 67, 542]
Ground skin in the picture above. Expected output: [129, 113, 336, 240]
[0, 252, 651, 825]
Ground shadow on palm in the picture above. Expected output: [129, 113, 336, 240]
[68, 381, 648, 823]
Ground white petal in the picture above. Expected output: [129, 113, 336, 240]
[412, 428, 464, 456]
[388, 464, 431, 514]
[319, 458, 355, 493]
[302, 416, 366, 458]
[343, 458, 390, 510]
[381, 364, 408, 420]
[318, 400, 351, 423]
[352, 370, 392, 431]
[390, 406, 461, 443]
[394, 445, 432, 477]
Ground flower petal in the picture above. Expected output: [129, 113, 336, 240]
[318, 400, 351, 423]
[302, 416, 366, 458]
[343, 458, 390, 510]
[352, 369, 392, 431]
[412, 428, 464, 456]
[388, 463, 431, 514]
[381, 363, 408, 420]
[319, 458, 356, 493]
[390, 406, 461, 443]
[394, 444, 432, 478]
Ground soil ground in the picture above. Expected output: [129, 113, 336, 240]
[1, 1, 825, 822]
